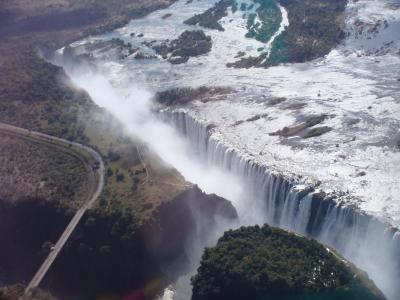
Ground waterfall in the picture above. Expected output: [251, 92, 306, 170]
[160, 109, 400, 300]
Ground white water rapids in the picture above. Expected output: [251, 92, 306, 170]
[55, 0, 400, 299]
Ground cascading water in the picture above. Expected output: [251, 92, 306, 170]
[54, 0, 400, 298]
[161, 109, 400, 300]
[57, 59, 400, 299]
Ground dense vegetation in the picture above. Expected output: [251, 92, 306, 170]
[184, 0, 233, 31]
[153, 30, 212, 64]
[246, 0, 282, 43]
[229, 0, 348, 67]
[183, 0, 347, 68]
[266, 0, 347, 65]
[183, 0, 282, 45]
[191, 225, 386, 300]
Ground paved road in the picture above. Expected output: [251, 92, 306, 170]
[0, 123, 104, 293]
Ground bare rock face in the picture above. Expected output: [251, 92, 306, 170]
[143, 185, 237, 261]
[153, 30, 212, 64]
[269, 114, 331, 138]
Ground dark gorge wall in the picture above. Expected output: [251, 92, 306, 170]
[0, 186, 236, 299]
[39, 185, 236, 299]
[0, 198, 71, 286]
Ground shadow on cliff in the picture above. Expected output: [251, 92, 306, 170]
[31, 186, 237, 299]
[0, 198, 72, 285]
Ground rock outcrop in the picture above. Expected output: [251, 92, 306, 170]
[153, 30, 212, 64]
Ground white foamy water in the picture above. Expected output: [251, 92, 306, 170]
[57, 0, 400, 299]
[68, 0, 400, 227]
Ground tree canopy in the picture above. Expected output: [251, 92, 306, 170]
[191, 224, 386, 300]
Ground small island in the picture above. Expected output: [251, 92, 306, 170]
[191, 225, 386, 300]
[153, 30, 212, 64]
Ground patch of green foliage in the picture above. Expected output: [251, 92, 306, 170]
[246, 0, 282, 43]
[184, 0, 235, 31]
[116, 172, 125, 182]
[0, 51, 91, 143]
[267, 30, 289, 63]
[191, 225, 385, 300]
[107, 149, 121, 162]
[231, 1, 238, 13]
[35, 143, 88, 207]
[267, 0, 347, 65]
[44, 203, 155, 297]
[247, 13, 257, 30]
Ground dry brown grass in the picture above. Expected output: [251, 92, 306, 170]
[0, 132, 90, 207]
[83, 108, 189, 223]
[0, 0, 190, 223]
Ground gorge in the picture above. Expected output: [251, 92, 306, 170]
[49, 0, 400, 299]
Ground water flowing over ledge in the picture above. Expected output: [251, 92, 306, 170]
[160, 109, 400, 300]
[53, 0, 400, 297]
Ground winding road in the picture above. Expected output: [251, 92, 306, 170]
[0, 122, 104, 293]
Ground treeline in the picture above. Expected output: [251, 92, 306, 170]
[191, 224, 386, 300]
